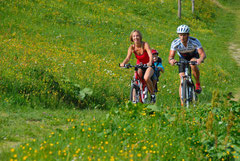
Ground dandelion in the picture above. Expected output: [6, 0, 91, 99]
[10, 148, 15, 152]
[23, 156, 28, 160]
[110, 156, 115, 161]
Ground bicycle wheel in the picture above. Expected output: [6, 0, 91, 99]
[130, 84, 140, 103]
[142, 86, 148, 103]
[181, 80, 188, 107]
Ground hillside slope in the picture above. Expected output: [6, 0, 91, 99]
[0, 0, 239, 108]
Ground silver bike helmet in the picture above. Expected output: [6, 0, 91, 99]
[177, 25, 190, 34]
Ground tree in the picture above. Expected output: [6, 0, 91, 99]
[192, 0, 195, 14]
[178, 0, 181, 19]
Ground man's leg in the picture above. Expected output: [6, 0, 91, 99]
[190, 58, 201, 93]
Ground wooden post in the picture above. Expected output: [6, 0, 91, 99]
[178, 0, 181, 19]
[192, 0, 195, 14]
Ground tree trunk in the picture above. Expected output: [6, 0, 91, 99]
[192, 0, 195, 14]
[178, 0, 181, 19]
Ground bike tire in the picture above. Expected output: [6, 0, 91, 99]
[182, 80, 188, 107]
[130, 84, 140, 103]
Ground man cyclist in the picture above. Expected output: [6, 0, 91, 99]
[168, 25, 206, 105]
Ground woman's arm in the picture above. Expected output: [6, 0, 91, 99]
[144, 42, 153, 66]
[120, 45, 133, 67]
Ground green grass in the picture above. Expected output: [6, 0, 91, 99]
[0, 0, 240, 160]
[0, 104, 107, 152]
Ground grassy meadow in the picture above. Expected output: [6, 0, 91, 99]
[0, 0, 240, 160]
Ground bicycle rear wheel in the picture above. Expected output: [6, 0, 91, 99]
[130, 84, 140, 103]
[190, 84, 197, 104]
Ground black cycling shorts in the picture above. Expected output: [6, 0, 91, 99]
[179, 50, 199, 73]
[138, 65, 154, 78]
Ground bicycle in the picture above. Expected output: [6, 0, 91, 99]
[175, 60, 198, 107]
[121, 64, 149, 103]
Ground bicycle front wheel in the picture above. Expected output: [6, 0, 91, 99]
[130, 84, 140, 103]
[182, 80, 188, 107]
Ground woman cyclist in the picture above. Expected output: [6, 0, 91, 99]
[120, 30, 156, 103]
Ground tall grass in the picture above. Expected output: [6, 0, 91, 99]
[1, 94, 239, 160]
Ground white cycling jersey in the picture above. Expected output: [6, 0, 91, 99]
[170, 36, 202, 57]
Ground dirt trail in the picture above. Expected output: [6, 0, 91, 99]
[227, 1, 240, 101]
[229, 43, 240, 101]
[211, 0, 240, 101]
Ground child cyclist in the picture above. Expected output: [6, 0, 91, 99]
[151, 49, 164, 92]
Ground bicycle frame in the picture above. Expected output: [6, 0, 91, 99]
[121, 64, 148, 103]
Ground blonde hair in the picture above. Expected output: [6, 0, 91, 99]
[130, 30, 142, 42]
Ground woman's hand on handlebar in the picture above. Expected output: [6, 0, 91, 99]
[147, 62, 152, 67]
[120, 63, 125, 67]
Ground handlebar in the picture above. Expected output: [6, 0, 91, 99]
[175, 60, 197, 66]
[119, 63, 150, 69]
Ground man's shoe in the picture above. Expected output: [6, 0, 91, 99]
[195, 83, 202, 94]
